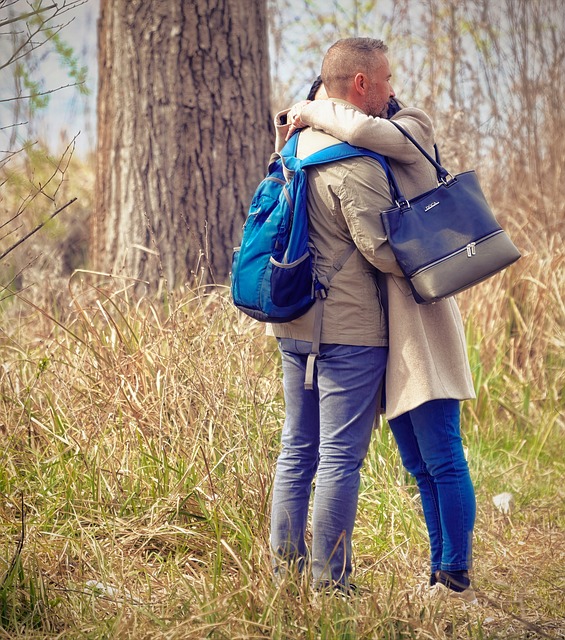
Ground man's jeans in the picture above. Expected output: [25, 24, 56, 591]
[270, 339, 387, 587]
[388, 399, 476, 573]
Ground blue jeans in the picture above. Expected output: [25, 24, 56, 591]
[270, 339, 387, 587]
[388, 399, 475, 573]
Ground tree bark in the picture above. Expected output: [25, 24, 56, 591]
[93, 0, 272, 292]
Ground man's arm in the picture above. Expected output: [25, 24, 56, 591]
[338, 156, 404, 277]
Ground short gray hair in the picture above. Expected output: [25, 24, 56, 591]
[321, 38, 388, 96]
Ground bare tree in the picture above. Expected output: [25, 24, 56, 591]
[269, 0, 564, 245]
[93, 0, 273, 293]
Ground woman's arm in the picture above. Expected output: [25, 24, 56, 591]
[297, 101, 435, 164]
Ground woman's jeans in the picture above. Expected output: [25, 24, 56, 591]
[388, 399, 476, 573]
[270, 339, 387, 587]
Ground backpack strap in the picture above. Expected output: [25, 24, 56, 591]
[304, 243, 357, 390]
[280, 134, 391, 174]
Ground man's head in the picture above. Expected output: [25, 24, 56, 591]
[321, 37, 395, 118]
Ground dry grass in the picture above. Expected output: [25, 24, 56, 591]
[0, 239, 563, 638]
[2, 0, 564, 633]
[1, 138, 563, 636]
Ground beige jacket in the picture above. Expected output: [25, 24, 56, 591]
[276, 101, 475, 418]
[269, 102, 399, 347]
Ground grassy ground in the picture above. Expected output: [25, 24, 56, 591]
[0, 248, 563, 638]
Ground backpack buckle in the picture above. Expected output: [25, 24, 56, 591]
[313, 277, 329, 299]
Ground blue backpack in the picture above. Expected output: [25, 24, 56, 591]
[231, 131, 390, 324]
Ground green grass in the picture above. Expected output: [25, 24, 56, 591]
[0, 253, 563, 638]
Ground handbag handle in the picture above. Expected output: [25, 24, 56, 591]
[384, 121, 455, 207]
[388, 120, 451, 183]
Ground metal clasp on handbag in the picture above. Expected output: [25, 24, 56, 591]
[441, 172, 456, 185]
[466, 242, 476, 257]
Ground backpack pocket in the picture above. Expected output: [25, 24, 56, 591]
[268, 252, 313, 309]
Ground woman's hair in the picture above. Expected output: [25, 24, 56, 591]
[321, 37, 388, 96]
[306, 75, 324, 101]
[387, 97, 402, 118]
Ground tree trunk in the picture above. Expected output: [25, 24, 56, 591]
[93, 0, 272, 292]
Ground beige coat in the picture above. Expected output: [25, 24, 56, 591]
[276, 101, 475, 419]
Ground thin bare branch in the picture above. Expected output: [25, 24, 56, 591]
[0, 120, 28, 132]
[0, 4, 84, 72]
[0, 255, 40, 302]
[0, 81, 85, 103]
[0, 197, 77, 262]
[1, 134, 78, 230]
[0, 221, 22, 243]
[0, 4, 57, 29]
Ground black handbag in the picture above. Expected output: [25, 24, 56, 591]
[381, 122, 521, 304]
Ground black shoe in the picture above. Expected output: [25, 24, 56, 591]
[433, 570, 478, 605]
[434, 569, 470, 593]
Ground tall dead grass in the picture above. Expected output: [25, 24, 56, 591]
[0, 241, 563, 637]
[1, 132, 563, 639]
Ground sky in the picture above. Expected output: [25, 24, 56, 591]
[0, 0, 99, 155]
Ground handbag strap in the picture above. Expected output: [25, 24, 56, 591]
[388, 120, 451, 183]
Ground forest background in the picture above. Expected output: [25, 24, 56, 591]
[0, 0, 563, 638]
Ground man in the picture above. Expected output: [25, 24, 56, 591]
[269, 38, 400, 592]
[279, 89, 479, 603]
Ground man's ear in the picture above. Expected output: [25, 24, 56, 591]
[353, 72, 366, 96]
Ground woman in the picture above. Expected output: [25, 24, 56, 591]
[274, 88, 478, 604]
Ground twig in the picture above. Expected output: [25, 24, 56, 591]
[476, 590, 561, 639]
[0, 4, 57, 29]
[0, 120, 28, 132]
[1, 134, 77, 228]
[0, 81, 85, 103]
[0, 197, 77, 262]
[0, 494, 25, 591]
[0, 255, 39, 302]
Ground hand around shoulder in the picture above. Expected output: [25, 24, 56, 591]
[274, 108, 291, 152]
